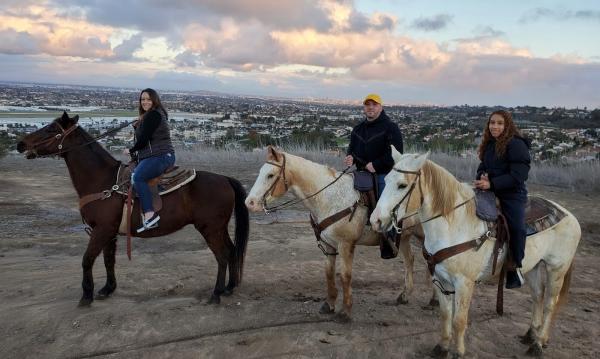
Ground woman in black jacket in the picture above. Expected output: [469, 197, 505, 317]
[473, 110, 531, 289]
[127, 88, 175, 233]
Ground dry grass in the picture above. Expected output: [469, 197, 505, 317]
[174, 146, 600, 192]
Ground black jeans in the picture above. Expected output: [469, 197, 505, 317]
[499, 191, 527, 267]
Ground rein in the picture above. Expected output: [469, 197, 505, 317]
[31, 119, 135, 158]
[261, 154, 352, 213]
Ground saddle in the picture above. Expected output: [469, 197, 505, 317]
[117, 163, 196, 234]
[352, 171, 378, 218]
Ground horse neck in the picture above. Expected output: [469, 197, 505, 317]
[285, 154, 355, 218]
[419, 161, 483, 249]
[63, 131, 120, 197]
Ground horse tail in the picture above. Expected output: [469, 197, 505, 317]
[557, 261, 574, 309]
[227, 176, 250, 286]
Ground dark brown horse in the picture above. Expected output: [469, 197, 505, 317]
[17, 112, 249, 307]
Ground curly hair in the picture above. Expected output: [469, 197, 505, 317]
[478, 110, 522, 160]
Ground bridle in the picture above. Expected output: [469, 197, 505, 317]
[261, 154, 289, 211]
[260, 153, 352, 213]
[27, 120, 81, 156]
[389, 168, 423, 232]
[25, 118, 134, 158]
[388, 166, 474, 232]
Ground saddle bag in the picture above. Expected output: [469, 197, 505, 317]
[475, 189, 498, 222]
[353, 170, 374, 192]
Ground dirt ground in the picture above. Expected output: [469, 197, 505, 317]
[0, 154, 599, 359]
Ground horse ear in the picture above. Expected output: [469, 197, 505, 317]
[391, 145, 402, 164]
[267, 145, 281, 162]
[61, 111, 69, 122]
[73, 115, 79, 123]
[414, 152, 429, 169]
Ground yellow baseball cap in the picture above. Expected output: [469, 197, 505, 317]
[363, 93, 382, 105]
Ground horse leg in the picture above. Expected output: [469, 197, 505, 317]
[521, 262, 545, 345]
[320, 255, 337, 314]
[201, 227, 230, 305]
[527, 264, 570, 357]
[79, 228, 112, 307]
[450, 279, 475, 358]
[334, 241, 355, 323]
[96, 237, 118, 300]
[396, 235, 414, 305]
[432, 286, 452, 358]
[222, 229, 237, 296]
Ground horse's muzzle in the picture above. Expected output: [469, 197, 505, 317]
[16, 141, 37, 159]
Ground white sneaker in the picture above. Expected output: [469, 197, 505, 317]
[516, 268, 525, 286]
[136, 214, 160, 233]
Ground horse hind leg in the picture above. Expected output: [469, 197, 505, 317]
[521, 262, 545, 345]
[96, 237, 118, 300]
[198, 225, 230, 305]
[527, 263, 573, 357]
[222, 229, 237, 296]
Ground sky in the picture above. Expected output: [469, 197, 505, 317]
[1, 0, 599, 107]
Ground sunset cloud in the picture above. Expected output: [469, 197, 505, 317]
[0, 0, 598, 107]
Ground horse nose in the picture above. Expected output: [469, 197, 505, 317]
[245, 198, 255, 209]
[16, 141, 26, 153]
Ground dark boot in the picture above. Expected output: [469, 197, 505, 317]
[379, 229, 399, 259]
[505, 269, 525, 289]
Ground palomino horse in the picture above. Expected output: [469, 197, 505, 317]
[245, 146, 433, 322]
[371, 149, 581, 358]
[17, 112, 249, 306]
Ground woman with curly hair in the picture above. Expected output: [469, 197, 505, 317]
[473, 110, 531, 289]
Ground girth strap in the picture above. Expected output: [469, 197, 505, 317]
[310, 202, 359, 256]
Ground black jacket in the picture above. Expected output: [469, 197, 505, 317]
[129, 109, 174, 160]
[477, 136, 531, 198]
[346, 110, 403, 174]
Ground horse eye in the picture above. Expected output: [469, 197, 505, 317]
[397, 184, 407, 190]
[267, 174, 274, 179]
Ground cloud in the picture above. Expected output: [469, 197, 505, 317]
[0, 29, 39, 55]
[519, 7, 600, 24]
[110, 34, 143, 61]
[411, 14, 453, 31]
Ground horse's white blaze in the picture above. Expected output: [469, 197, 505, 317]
[245, 163, 280, 212]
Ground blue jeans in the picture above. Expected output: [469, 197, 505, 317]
[132, 152, 175, 213]
[377, 174, 386, 199]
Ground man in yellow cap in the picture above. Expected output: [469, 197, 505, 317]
[344, 93, 404, 258]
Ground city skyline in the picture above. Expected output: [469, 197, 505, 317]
[1, 1, 599, 107]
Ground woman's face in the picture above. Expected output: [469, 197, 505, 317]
[140, 92, 153, 112]
[489, 114, 505, 139]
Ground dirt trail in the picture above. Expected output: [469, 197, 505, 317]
[1, 155, 599, 358]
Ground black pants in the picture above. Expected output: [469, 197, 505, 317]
[499, 195, 527, 268]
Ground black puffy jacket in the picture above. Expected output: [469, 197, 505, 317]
[346, 110, 403, 174]
[476, 136, 531, 198]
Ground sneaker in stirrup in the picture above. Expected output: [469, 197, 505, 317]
[137, 213, 160, 233]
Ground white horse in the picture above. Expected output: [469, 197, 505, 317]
[371, 149, 581, 358]
[245, 146, 434, 321]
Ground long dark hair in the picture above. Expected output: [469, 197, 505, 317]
[138, 88, 168, 117]
[478, 110, 522, 160]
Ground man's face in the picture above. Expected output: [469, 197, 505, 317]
[363, 100, 382, 120]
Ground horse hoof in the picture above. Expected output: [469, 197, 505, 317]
[450, 352, 463, 359]
[78, 297, 93, 307]
[333, 312, 352, 323]
[526, 343, 543, 357]
[208, 294, 221, 305]
[319, 302, 335, 314]
[396, 293, 409, 305]
[520, 328, 536, 345]
[223, 288, 234, 297]
[431, 344, 448, 358]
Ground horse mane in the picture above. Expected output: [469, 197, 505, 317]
[422, 160, 475, 219]
[76, 126, 119, 165]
